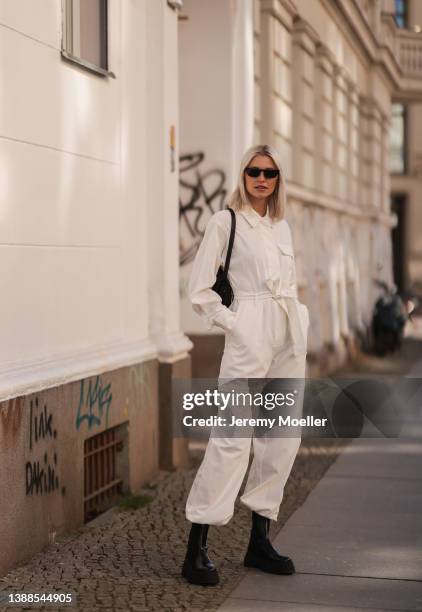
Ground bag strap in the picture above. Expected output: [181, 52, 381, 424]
[223, 208, 236, 276]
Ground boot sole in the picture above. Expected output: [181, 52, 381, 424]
[182, 563, 220, 586]
[244, 552, 295, 575]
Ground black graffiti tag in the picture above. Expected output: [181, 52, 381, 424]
[26, 397, 63, 497]
[26, 451, 60, 496]
[29, 397, 56, 450]
[179, 152, 227, 266]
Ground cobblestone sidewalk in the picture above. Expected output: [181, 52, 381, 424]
[0, 437, 348, 612]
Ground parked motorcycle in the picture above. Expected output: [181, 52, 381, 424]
[371, 280, 409, 356]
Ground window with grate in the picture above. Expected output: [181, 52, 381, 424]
[84, 426, 126, 522]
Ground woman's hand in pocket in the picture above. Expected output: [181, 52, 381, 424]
[226, 308, 243, 346]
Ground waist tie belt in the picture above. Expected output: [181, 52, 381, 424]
[235, 291, 275, 300]
[234, 291, 306, 357]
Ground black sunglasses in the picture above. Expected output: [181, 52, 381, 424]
[245, 166, 279, 179]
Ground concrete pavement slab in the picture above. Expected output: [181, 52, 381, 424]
[221, 600, 398, 612]
[283, 471, 422, 530]
[274, 523, 422, 580]
[220, 572, 422, 611]
[219, 438, 422, 611]
[283, 441, 422, 532]
[325, 440, 422, 480]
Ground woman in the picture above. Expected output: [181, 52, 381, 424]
[182, 144, 309, 586]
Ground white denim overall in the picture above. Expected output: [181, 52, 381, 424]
[186, 206, 309, 525]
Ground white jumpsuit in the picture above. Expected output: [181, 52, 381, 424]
[186, 205, 309, 525]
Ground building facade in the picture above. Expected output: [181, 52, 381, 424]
[390, 1, 422, 297]
[179, 0, 422, 374]
[0, 0, 191, 575]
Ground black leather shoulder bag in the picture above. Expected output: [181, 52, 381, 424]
[211, 208, 236, 307]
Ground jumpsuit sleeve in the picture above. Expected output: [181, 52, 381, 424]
[188, 212, 237, 333]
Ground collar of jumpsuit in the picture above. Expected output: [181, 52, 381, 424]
[239, 205, 274, 229]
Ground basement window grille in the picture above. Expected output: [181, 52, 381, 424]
[84, 427, 124, 522]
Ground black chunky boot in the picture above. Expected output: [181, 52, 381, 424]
[244, 511, 295, 575]
[182, 523, 219, 586]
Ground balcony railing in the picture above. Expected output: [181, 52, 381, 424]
[398, 30, 422, 77]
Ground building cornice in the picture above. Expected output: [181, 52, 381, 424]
[359, 94, 389, 122]
[333, 64, 350, 93]
[315, 42, 336, 76]
[324, 0, 378, 62]
[321, 0, 411, 94]
[154, 332, 193, 364]
[287, 182, 396, 228]
[348, 79, 359, 104]
[0, 330, 194, 400]
[260, 0, 422, 100]
[292, 16, 319, 55]
[260, 0, 298, 32]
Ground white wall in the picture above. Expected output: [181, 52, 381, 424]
[146, 0, 192, 361]
[178, 0, 254, 334]
[0, 0, 187, 398]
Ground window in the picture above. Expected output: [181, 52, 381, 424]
[390, 103, 407, 174]
[394, 0, 408, 28]
[62, 0, 109, 76]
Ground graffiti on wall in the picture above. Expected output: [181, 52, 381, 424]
[76, 375, 113, 431]
[26, 452, 60, 496]
[25, 396, 64, 497]
[29, 397, 56, 449]
[179, 152, 227, 267]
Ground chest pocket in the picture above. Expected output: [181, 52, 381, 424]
[277, 242, 295, 287]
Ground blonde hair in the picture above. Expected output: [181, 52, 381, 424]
[228, 144, 286, 220]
